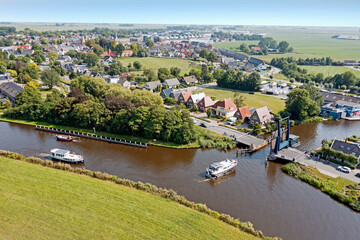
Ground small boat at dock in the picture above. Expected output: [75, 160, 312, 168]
[205, 159, 237, 179]
[51, 149, 84, 163]
[56, 135, 73, 142]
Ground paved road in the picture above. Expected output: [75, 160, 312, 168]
[192, 117, 266, 148]
[297, 156, 360, 183]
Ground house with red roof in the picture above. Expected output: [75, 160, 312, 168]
[196, 96, 217, 112]
[102, 49, 119, 57]
[212, 98, 237, 118]
[121, 50, 134, 57]
[234, 106, 252, 121]
[177, 91, 192, 104]
[250, 46, 262, 53]
[249, 106, 272, 126]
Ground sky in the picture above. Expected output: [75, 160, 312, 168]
[0, 0, 359, 27]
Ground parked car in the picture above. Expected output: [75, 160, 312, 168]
[336, 166, 351, 173]
[355, 173, 360, 178]
[342, 167, 351, 173]
[200, 122, 208, 128]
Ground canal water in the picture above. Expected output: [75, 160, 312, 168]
[1, 120, 360, 240]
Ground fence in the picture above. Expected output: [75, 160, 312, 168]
[35, 125, 147, 148]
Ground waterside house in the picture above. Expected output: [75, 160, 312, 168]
[330, 139, 360, 163]
[0, 82, 24, 103]
[249, 106, 272, 126]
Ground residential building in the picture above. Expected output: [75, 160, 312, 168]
[178, 91, 192, 104]
[145, 80, 161, 92]
[181, 75, 198, 85]
[186, 92, 205, 108]
[330, 139, 360, 162]
[244, 57, 266, 71]
[249, 106, 272, 126]
[162, 78, 180, 88]
[212, 98, 237, 118]
[121, 50, 134, 57]
[160, 88, 174, 98]
[196, 96, 217, 112]
[0, 71, 14, 84]
[234, 106, 252, 121]
[0, 82, 24, 103]
[118, 78, 131, 89]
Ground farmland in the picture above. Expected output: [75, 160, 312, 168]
[213, 26, 360, 62]
[0, 156, 259, 240]
[301, 66, 360, 78]
[193, 88, 285, 113]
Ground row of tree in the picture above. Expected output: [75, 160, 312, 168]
[5, 76, 196, 144]
[216, 70, 261, 91]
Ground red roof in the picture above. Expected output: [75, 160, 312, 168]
[235, 106, 251, 119]
[251, 46, 262, 51]
[180, 91, 192, 102]
[213, 98, 237, 112]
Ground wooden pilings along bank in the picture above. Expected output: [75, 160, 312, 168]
[35, 125, 147, 148]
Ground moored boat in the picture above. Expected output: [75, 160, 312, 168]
[56, 135, 73, 142]
[205, 159, 237, 179]
[51, 148, 84, 163]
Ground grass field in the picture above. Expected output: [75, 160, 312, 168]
[213, 26, 360, 62]
[301, 66, 360, 78]
[116, 57, 196, 75]
[193, 88, 285, 113]
[0, 156, 259, 240]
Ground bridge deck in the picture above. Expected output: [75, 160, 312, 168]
[270, 147, 307, 161]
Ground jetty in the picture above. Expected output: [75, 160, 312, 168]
[35, 125, 147, 148]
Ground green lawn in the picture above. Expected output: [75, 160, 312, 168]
[0, 156, 259, 240]
[193, 88, 285, 113]
[301, 66, 360, 78]
[115, 57, 196, 75]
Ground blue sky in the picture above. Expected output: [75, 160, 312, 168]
[0, 0, 359, 27]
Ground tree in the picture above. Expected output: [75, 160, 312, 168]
[115, 43, 125, 56]
[93, 44, 104, 56]
[15, 86, 42, 105]
[130, 43, 139, 56]
[109, 62, 126, 76]
[20, 63, 39, 79]
[199, 49, 208, 59]
[170, 67, 181, 77]
[133, 61, 142, 70]
[158, 67, 170, 81]
[5, 97, 12, 109]
[85, 53, 99, 67]
[48, 51, 58, 63]
[206, 52, 217, 62]
[146, 39, 155, 48]
[189, 68, 201, 80]
[143, 68, 157, 82]
[85, 39, 95, 48]
[41, 68, 60, 89]
[26, 80, 40, 90]
[239, 43, 250, 54]
[233, 93, 246, 108]
[252, 123, 262, 136]
[284, 88, 321, 121]
[206, 108, 212, 118]
[278, 41, 290, 53]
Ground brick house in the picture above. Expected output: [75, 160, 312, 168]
[177, 91, 192, 104]
[234, 106, 252, 121]
[249, 106, 272, 126]
[186, 92, 205, 108]
[212, 98, 237, 118]
[196, 96, 217, 112]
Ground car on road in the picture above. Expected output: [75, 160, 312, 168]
[336, 166, 351, 173]
[355, 173, 360, 178]
[281, 96, 288, 100]
[200, 122, 208, 128]
[193, 119, 197, 124]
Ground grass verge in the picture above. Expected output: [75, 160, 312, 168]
[0, 151, 278, 240]
[281, 163, 360, 212]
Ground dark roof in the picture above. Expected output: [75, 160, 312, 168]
[331, 139, 360, 158]
[0, 82, 23, 98]
[320, 92, 360, 104]
[247, 57, 264, 66]
[161, 88, 174, 97]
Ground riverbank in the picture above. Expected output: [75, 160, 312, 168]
[0, 151, 276, 240]
[0, 116, 199, 149]
[281, 163, 360, 212]
[0, 117, 235, 150]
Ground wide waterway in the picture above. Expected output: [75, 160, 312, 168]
[1, 120, 360, 240]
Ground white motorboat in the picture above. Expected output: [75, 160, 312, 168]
[51, 148, 84, 164]
[205, 159, 237, 179]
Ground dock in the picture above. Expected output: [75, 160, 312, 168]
[35, 125, 147, 148]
